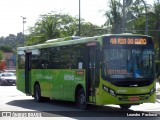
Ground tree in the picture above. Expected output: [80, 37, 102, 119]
[75, 22, 104, 37]
[26, 12, 78, 45]
[16, 32, 24, 46]
[0, 51, 5, 70]
[0, 51, 4, 61]
[0, 32, 24, 50]
[152, 2, 160, 60]
[0, 45, 14, 53]
[26, 11, 104, 45]
[125, 0, 143, 33]
[0, 37, 5, 46]
[104, 0, 123, 33]
[147, 1, 160, 72]
[103, 0, 150, 34]
[0, 60, 6, 70]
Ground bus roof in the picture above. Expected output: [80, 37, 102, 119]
[17, 33, 151, 51]
[17, 36, 99, 51]
[102, 33, 150, 37]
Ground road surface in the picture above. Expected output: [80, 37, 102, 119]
[0, 86, 160, 120]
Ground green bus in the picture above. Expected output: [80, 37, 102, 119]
[17, 33, 156, 109]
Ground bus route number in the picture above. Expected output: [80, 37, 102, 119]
[110, 38, 117, 44]
[110, 38, 127, 44]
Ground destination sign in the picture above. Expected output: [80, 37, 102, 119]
[110, 37, 147, 45]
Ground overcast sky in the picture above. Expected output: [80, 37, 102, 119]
[0, 0, 154, 37]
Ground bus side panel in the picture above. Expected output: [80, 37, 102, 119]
[30, 69, 85, 102]
[16, 69, 25, 94]
[61, 70, 74, 101]
[63, 69, 85, 101]
[31, 69, 52, 98]
[50, 69, 85, 101]
[31, 69, 61, 99]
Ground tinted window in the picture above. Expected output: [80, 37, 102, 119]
[49, 44, 85, 69]
[31, 44, 85, 69]
[31, 49, 40, 69]
[18, 51, 25, 69]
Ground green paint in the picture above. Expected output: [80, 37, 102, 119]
[17, 69, 85, 101]
[17, 34, 156, 106]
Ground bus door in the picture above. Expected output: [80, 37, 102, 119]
[25, 52, 32, 94]
[86, 42, 100, 103]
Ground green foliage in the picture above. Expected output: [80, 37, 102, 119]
[26, 11, 104, 45]
[156, 60, 160, 66]
[26, 12, 78, 45]
[0, 33, 24, 50]
[0, 45, 14, 52]
[0, 51, 4, 61]
[104, 0, 123, 33]
[150, 2, 160, 60]
[103, 0, 150, 34]
[75, 22, 104, 37]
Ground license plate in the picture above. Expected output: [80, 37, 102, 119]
[9, 81, 14, 83]
[129, 96, 139, 101]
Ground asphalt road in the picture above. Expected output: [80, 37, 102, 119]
[0, 85, 160, 120]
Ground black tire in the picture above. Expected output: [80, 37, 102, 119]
[76, 88, 87, 110]
[34, 84, 42, 102]
[42, 97, 50, 102]
[120, 104, 132, 109]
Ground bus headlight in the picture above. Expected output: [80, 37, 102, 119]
[103, 85, 109, 92]
[103, 85, 116, 96]
[150, 86, 156, 95]
[109, 89, 116, 96]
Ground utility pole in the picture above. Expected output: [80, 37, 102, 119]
[122, 0, 126, 33]
[21, 16, 26, 45]
[79, 0, 81, 36]
[141, 0, 148, 35]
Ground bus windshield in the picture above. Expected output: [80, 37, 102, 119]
[103, 48, 154, 79]
[102, 36, 155, 80]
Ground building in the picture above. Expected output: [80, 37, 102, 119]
[3, 52, 16, 70]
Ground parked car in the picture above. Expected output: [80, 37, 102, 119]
[4, 69, 16, 73]
[0, 72, 16, 85]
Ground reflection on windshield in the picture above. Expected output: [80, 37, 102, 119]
[103, 49, 154, 79]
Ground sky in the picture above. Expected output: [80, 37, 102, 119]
[0, 0, 154, 37]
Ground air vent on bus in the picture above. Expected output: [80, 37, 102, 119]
[45, 36, 82, 43]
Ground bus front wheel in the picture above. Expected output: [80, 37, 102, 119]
[119, 104, 132, 109]
[77, 88, 87, 110]
[34, 84, 42, 102]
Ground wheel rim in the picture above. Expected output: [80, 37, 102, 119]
[80, 94, 85, 105]
[78, 89, 86, 109]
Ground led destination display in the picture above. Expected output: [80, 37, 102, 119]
[110, 37, 147, 45]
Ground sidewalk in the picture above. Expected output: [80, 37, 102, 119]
[156, 82, 160, 103]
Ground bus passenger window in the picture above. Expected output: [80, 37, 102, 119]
[78, 62, 83, 69]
